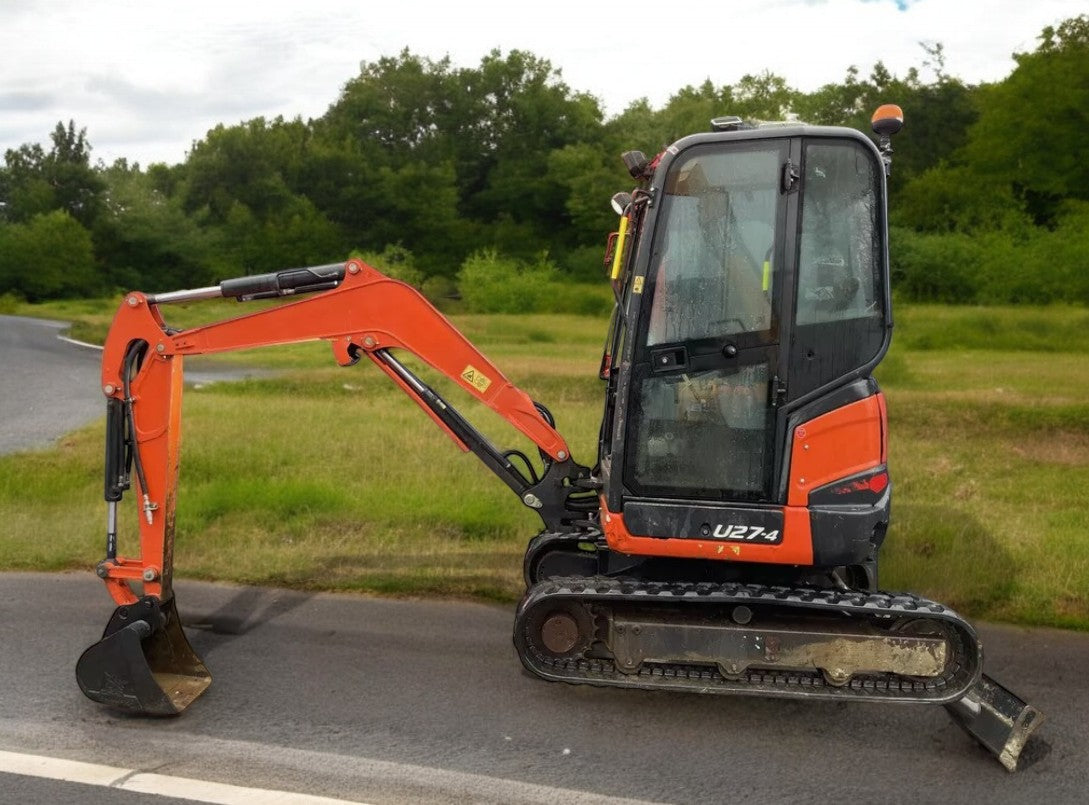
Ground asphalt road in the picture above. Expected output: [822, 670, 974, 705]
[0, 313, 271, 454]
[1, 573, 1087, 805]
[1, 314, 1087, 803]
[0, 314, 104, 454]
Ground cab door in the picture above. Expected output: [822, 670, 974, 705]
[622, 138, 793, 506]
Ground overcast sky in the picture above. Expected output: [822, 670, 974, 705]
[1, 0, 1082, 167]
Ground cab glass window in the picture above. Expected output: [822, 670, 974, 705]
[646, 144, 783, 346]
[797, 141, 881, 325]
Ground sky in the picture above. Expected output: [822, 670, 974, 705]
[0, 0, 1083, 167]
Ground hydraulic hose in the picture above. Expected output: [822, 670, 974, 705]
[122, 341, 155, 524]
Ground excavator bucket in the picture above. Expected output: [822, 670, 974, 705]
[76, 595, 210, 716]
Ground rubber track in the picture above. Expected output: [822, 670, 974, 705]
[514, 576, 982, 704]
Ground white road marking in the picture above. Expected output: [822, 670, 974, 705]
[1, 720, 663, 805]
[0, 749, 366, 804]
[56, 333, 104, 351]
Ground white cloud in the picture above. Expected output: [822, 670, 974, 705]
[0, 0, 1082, 166]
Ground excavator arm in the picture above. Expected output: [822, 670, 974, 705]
[78, 258, 592, 714]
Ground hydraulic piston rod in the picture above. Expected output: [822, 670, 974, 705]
[146, 261, 347, 305]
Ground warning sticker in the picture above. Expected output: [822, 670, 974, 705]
[461, 365, 492, 393]
[632, 276, 645, 294]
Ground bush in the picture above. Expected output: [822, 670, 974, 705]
[549, 282, 613, 316]
[0, 292, 21, 314]
[891, 213, 1089, 305]
[559, 244, 610, 282]
[890, 227, 981, 304]
[457, 249, 614, 315]
[1029, 202, 1089, 305]
[420, 274, 458, 306]
[352, 244, 424, 288]
[458, 249, 559, 313]
[0, 211, 99, 301]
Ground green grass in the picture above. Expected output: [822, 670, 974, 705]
[892, 302, 1089, 353]
[874, 315, 1089, 628]
[2, 300, 1087, 629]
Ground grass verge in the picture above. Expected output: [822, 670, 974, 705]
[1, 302, 1086, 629]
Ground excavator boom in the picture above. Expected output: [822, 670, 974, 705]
[78, 258, 592, 713]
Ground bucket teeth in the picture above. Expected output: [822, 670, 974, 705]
[76, 595, 210, 716]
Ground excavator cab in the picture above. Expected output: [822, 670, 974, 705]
[595, 125, 892, 584]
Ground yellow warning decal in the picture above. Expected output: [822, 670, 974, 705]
[461, 365, 492, 393]
[632, 276, 645, 294]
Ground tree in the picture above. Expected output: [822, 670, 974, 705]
[451, 50, 603, 254]
[546, 142, 627, 259]
[793, 66, 868, 126]
[605, 97, 672, 158]
[732, 71, 796, 119]
[644, 80, 734, 148]
[318, 50, 454, 168]
[93, 160, 212, 291]
[258, 196, 343, 274]
[182, 117, 311, 223]
[963, 15, 1089, 226]
[833, 56, 979, 186]
[317, 48, 607, 271]
[0, 121, 105, 227]
[893, 164, 1026, 233]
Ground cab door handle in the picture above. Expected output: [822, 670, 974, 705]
[650, 346, 688, 372]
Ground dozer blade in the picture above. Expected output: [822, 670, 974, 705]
[76, 595, 210, 716]
[945, 674, 1045, 771]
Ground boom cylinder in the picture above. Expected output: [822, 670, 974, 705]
[219, 262, 347, 301]
[146, 261, 348, 305]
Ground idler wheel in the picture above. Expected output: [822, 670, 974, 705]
[527, 604, 593, 659]
[541, 613, 580, 654]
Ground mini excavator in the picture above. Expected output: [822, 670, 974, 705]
[77, 106, 1043, 770]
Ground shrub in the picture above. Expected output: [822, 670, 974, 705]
[550, 282, 613, 316]
[559, 244, 610, 282]
[1030, 202, 1089, 304]
[351, 244, 424, 288]
[0, 292, 21, 314]
[420, 274, 458, 305]
[458, 249, 559, 313]
[891, 210, 1089, 305]
[890, 227, 981, 304]
[457, 249, 614, 315]
[0, 211, 99, 300]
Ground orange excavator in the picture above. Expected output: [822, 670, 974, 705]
[76, 106, 1043, 769]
